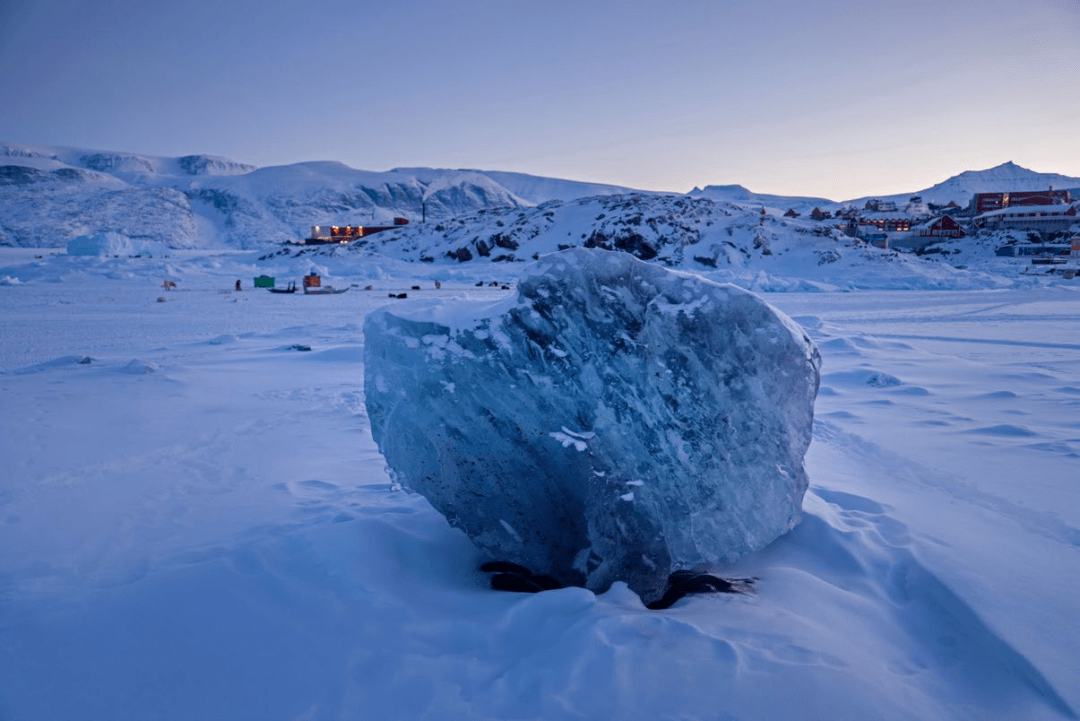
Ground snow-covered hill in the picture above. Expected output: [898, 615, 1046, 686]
[0, 143, 644, 250]
[296, 193, 1012, 290]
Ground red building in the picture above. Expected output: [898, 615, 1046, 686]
[972, 189, 1071, 215]
[916, 215, 966, 238]
[859, 216, 913, 233]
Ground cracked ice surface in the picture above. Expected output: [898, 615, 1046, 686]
[364, 248, 820, 602]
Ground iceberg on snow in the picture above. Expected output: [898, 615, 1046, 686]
[66, 232, 168, 257]
[364, 248, 821, 602]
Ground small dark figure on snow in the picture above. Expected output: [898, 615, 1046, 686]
[479, 562, 754, 609]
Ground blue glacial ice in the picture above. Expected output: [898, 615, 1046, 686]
[364, 248, 821, 602]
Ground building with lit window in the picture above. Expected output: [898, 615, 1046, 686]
[971, 189, 1071, 215]
[303, 218, 409, 244]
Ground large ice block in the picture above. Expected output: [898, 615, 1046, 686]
[364, 248, 820, 602]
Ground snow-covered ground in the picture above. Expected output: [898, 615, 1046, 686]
[1, 248, 1078, 721]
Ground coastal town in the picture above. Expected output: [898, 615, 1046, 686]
[797, 187, 1080, 261]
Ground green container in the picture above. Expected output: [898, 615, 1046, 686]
[254, 275, 275, 288]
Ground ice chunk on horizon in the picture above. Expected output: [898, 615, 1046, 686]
[364, 248, 821, 602]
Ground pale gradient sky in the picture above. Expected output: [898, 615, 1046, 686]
[1, 0, 1077, 200]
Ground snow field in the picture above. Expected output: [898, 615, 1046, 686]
[1, 249, 1078, 720]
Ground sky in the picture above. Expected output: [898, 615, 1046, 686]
[1, 0, 1078, 201]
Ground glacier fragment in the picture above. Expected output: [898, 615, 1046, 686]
[364, 248, 820, 602]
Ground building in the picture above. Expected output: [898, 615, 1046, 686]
[784, 208, 800, 218]
[975, 203, 1078, 232]
[858, 215, 914, 233]
[810, 207, 831, 220]
[835, 207, 859, 220]
[864, 199, 899, 212]
[304, 218, 409, 244]
[995, 242, 1071, 257]
[915, 215, 966, 238]
[971, 189, 1071, 215]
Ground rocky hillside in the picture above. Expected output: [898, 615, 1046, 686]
[292, 193, 1011, 291]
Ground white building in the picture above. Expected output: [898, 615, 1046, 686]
[975, 203, 1078, 232]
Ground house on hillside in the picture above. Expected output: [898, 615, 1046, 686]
[975, 203, 1077, 233]
[784, 208, 800, 218]
[915, 215, 966, 238]
[864, 199, 898, 212]
[835, 207, 859, 220]
[303, 218, 409, 245]
[928, 200, 961, 214]
[859, 215, 914, 233]
[971, 189, 1071, 215]
[810, 207, 832, 220]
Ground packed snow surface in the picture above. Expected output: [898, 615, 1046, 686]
[365, 249, 820, 601]
[1, 247, 1079, 720]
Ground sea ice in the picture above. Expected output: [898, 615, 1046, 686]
[364, 248, 821, 601]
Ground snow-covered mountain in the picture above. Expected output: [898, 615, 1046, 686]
[0, 143, 643, 250]
[3, 141, 1078, 252]
[691, 162, 1080, 213]
[689, 184, 834, 214]
[840, 161, 1080, 210]
[297, 193, 1009, 291]
[394, 167, 641, 205]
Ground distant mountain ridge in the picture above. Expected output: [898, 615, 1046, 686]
[694, 162, 1080, 212]
[836, 161, 1080, 211]
[689, 184, 834, 214]
[1, 141, 1077, 249]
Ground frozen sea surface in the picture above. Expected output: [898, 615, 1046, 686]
[1, 249, 1078, 720]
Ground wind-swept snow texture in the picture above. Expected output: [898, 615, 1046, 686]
[2, 248, 1079, 721]
[365, 248, 821, 601]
